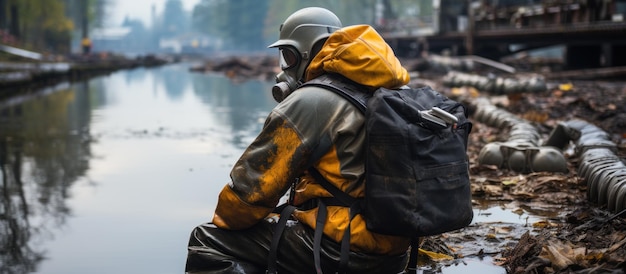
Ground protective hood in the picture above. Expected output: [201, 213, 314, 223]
[305, 24, 409, 89]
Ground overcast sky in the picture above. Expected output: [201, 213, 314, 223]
[110, 0, 200, 27]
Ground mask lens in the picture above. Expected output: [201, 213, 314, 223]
[279, 47, 299, 70]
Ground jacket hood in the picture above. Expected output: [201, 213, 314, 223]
[305, 24, 409, 89]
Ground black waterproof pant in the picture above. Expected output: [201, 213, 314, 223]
[185, 220, 408, 274]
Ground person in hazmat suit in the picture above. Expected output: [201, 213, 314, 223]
[185, 7, 412, 274]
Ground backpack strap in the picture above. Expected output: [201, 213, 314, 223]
[302, 76, 368, 272]
[308, 167, 361, 274]
[407, 238, 421, 272]
[301, 74, 370, 114]
[268, 75, 370, 273]
[267, 204, 297, 274]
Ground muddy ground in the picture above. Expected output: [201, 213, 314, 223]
[416, 61, 626, 274]
[191, 55, 626, 273]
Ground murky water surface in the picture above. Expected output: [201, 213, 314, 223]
[1, 63, 517, 273]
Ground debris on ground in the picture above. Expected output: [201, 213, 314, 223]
[189, 54, 278, 82]
[191, 54, 626, 273]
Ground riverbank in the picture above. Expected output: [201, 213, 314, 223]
[0, 52, 172, 99]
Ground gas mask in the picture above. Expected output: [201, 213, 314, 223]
[272, 47, 302, 103]
[272, 71, 300, 103]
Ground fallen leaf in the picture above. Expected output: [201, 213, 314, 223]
[502, 179, 518, 186]
[418, 248, 454, 261]
[533, 220, 558, 228]
[484, 185, 503, 196]
[559, 83, 574, 91]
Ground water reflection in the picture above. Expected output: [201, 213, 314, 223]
[0, 83, 93, 274]
[0, 63, 276, 274]
[191, 74, 275, 148]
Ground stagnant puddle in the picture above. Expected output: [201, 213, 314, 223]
[425, 200, 560, 273]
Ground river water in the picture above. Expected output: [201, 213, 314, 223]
[0, 63, 510, 274]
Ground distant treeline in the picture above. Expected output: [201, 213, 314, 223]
[0, 0, 435, 55]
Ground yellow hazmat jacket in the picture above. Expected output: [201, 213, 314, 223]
[213, 25, 411, 255]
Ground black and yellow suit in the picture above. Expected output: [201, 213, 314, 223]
[186, 25, 412, 274]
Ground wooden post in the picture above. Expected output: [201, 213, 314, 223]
[465, 0, 474, 55]
[9, 4, 18, 38]
[81, 0, 89, 39]
[0, 0, 6, 30]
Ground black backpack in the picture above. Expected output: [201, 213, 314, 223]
[267, 74, 473, 274]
